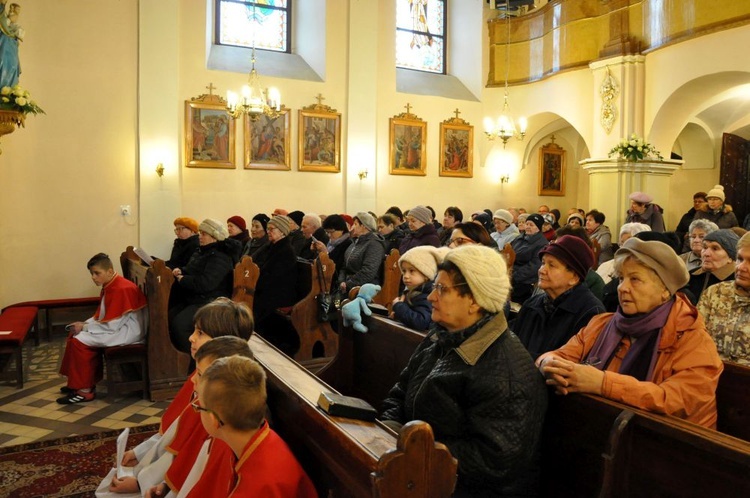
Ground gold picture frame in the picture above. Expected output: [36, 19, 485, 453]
[244, 107, 291, 171]
[439, 110, 473, 178]
[389, 104, 427, 176]
[298, 96, 341, 173]
[538, 138, 566, 196]
[184, 93, 235, 169]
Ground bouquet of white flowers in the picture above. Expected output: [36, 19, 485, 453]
[608, 134, 663, 161]
[0, 85, 45, 117]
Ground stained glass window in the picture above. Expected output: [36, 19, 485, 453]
[396, 0, 446, 74]
[217, 0, 290, 53]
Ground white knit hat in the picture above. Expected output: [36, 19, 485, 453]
[199, 218, 229, 241]
[493, 209, 514, 225]
[398, 246, 449, 281]
[443, 245, 510, 313]
[706, 184, 726, 202]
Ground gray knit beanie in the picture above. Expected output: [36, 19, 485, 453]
[355, 212, 378, 232]
[703, 229, 740, 260]
[408, 205, 432, 225]
[199, 218, 229, 241]
[443, 245, 510, 313]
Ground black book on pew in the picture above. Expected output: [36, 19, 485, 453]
[368, 303, 389, 316]
[317, 392, 378, 422]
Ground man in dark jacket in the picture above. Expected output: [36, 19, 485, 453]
[298, 213, 329, 261]
[675, 192, 707, 250]
[511, 213, 549, 305]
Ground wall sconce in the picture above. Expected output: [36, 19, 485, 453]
[358, 168, 368, 180]
[500, 174, 510, 183]
[155, 163, 165, 177]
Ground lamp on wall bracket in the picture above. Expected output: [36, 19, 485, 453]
[155, 163, 165, 177]
[500, 174, 510, 183]
[358, 168, 368, 180]
[483, 0, 527, 148]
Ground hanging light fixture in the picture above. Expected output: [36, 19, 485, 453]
[226, 3, 282, 121]
[484, 0, 527, 148]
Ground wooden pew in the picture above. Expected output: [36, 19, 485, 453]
[248, 334, 457, 498]
[372, 249, 401, 311]
[318, 314, 424, 409]
[717, 360, 750, 442]
[120, 247, 190, 401]
[232, 255, 260, 311]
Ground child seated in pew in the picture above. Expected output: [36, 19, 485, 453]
[58, 253, 148, 404]
[100, 298, 253, 496]
[390, 246, 448, 330]
[190, 355, 317, 497]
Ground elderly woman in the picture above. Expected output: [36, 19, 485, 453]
[165, 217, 200, 270]
[698, 232, 750, 365]
[312, 214, 352, 286]
[380, 245, 547, 497]
[227, 215, 250, 251]
[585, 209, 613, 264]
[510, 213, 549, 304]
[537, 238, 723, 428]
[694, 185, 739, 228]
[447, 221, 495, 249]
[243, 213, 270, 259]
[596, 222, 651, 285]
[169, 219, 241, 353]
[512, 235, 605, 360]
[337, 212, 386, 294]
[491, 209, 520, 250]
[687, 228, 739, 304]
[680, 219, 719, 273]
[566, 212, 584, 229]
[626, 191, 665, 232]
[399, 205, 440, 254]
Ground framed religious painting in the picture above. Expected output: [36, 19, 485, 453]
[538, 138, 566, 196]
[389, 104, 427, 176]
[244, 107, 291, 171]
[439, 111, 473, 178]
[184, 93, 235, 169]
[298, 96, 341, 173]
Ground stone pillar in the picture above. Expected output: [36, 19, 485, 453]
[581, 158, 683, 231]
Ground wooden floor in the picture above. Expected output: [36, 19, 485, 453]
[0, 331, 168, 448]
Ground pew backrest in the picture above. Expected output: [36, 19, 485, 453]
[291, 253, 338, 363]
[249, 334, 457, 498]
[372, 249, 401, 311]
[717, 360, 750, 441]
[232, 255, 260, 311]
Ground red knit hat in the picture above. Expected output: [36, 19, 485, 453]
[227, 215, 247, 231]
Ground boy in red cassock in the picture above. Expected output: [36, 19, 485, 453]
[58, 253, 147, 404]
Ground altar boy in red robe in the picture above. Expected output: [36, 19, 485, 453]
[57, 253, 147, 404]
[194, 356, 317, 498]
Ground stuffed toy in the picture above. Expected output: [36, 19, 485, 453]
[341, 283, 381, 333]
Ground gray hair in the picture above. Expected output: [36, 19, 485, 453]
[303, 213, 322, 229]
[688, 219, 718, 235]
[619, 222, 651, 239]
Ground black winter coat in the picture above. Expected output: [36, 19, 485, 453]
[511, 232, 549, 287]
[165, 235, 199, 269]
[399, 224, 440, 254]
[511, 284, 605, 360]
[287, 229, 307, 256]
[381, 314, 547, 497]
[342, 231, 386, 290]
[243, 235, 270, 260]
[298, 227, 330, 261]
[254, 237, 299, 323]
[175, 240, 238, 305]
[391, 282, 433, 331]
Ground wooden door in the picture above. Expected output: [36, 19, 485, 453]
[720, 133, 750, 227]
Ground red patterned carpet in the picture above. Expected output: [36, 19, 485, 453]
[0, 424, 158, 498]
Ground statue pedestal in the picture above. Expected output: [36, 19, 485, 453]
[0, 110, 24, 154]
[580, 158, 683, 231]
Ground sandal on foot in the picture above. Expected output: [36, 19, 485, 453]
[56, 391, 95, 404]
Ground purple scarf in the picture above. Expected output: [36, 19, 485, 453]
[584, 298, 674, 381]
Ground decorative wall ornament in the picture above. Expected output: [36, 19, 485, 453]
[439, 108, 473, 178]
[538, 135, 566, 196]
[389, 103, 427, 176]
[298, 94, 341, 173]
[184, 87, 236, 169]
[600, 66, 619, 135]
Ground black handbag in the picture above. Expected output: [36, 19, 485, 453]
[315, 256, 337, 322]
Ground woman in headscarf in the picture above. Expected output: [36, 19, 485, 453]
[537, 238, 723, 428]
[381, 245, 547, 497]
[243, 213, 270, 260]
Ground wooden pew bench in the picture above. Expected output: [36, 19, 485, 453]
[3, 297, 99, 341]
[0, 306, 39, 388]
[717, 360, 750, 442]
[249, 334, 457, 498]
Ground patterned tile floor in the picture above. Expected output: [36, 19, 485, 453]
[0, 332, 169, 448]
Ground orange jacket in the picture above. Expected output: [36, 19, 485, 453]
[541, 293, 723, 428]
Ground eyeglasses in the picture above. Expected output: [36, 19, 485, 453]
[174, 227, 188, 234]
[190, 391, 224, 426]
[268, 226, 281, 233]
[448, 237, 474, 248]
[432, 282, 469, 297]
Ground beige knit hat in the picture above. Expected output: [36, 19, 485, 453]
[399, 246, 449, 281]
[198, 218, 229, 241]
[706, 184, 726, 202]
[614, 237, 689, 294]
[443, 245, 510, 313]
[268, 214, 292, 236]
[493, 209, 514, 225]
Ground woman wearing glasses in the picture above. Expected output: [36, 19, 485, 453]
[381, 245, 547, 498]
[447, 222, 496, 249]
[165, 217, 200, 270]
[537, 238, 723, 428]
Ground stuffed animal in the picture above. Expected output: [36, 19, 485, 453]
[341, 283, 381, 333]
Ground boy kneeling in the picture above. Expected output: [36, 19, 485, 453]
[194, 356, 317, 497]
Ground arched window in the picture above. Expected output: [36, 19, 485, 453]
[396, 0, 446, 74]
[216, 0, 291, 53]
